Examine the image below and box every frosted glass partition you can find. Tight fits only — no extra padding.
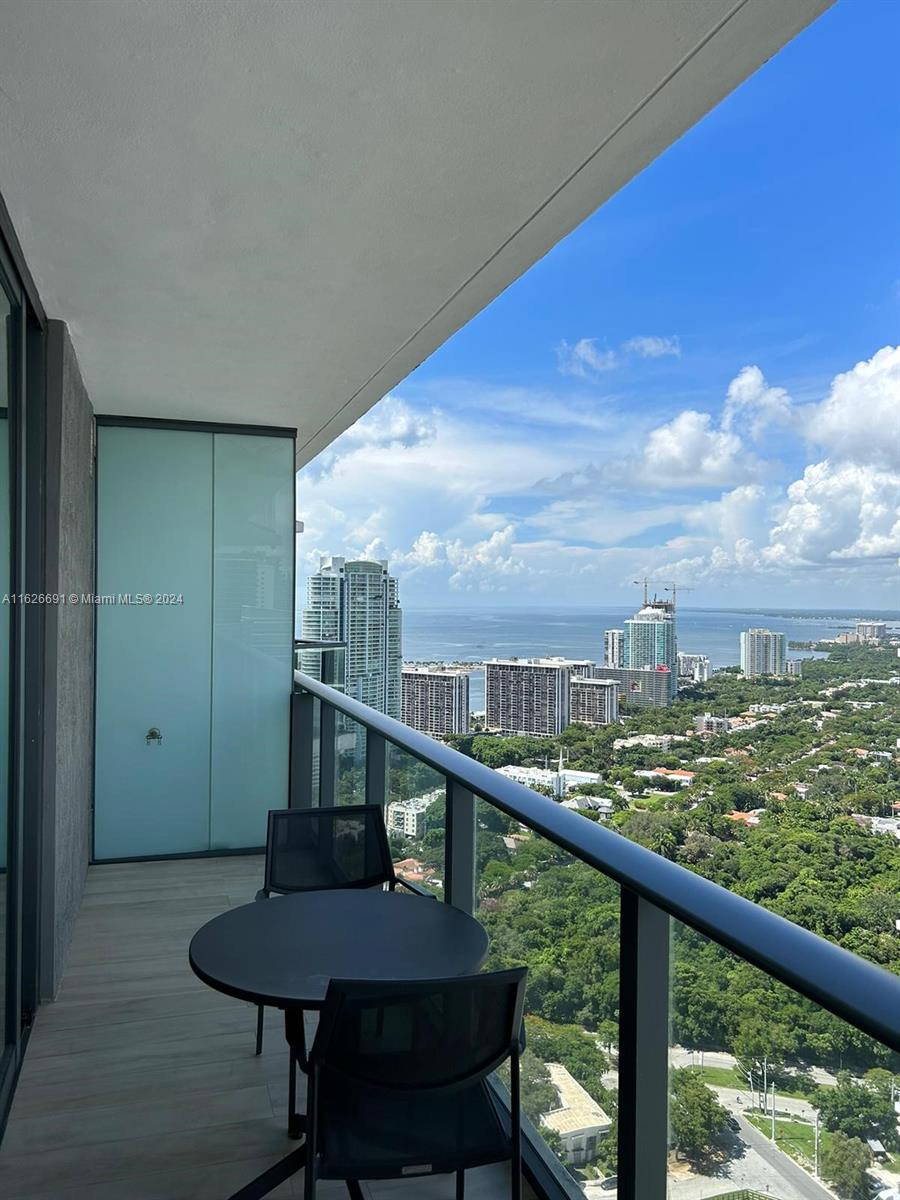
[94,424,295,860]
[210,434,293,849]
[94,428,214,859]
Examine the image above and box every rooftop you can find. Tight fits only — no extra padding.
[540,1064,611,1139]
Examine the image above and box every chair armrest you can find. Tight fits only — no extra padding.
[392,876,437,899]
[254,887,269,902]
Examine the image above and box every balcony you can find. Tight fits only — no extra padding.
[1,674,896,1200]
[0,855,511,1200]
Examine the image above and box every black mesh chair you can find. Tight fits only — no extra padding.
[254,805,431,1134]
[304,969,527,1200]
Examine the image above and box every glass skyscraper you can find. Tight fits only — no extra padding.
[623,601,677,699]
[301,556,402,717]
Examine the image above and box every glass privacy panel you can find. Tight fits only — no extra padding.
[475,806,620,1184]
[94,427,214,858]
[668,920,900,1200]
[333,716,366,805]
[209,434,293,849]
[0,287,11,1036]
[386,746,445,896]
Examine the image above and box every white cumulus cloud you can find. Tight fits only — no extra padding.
[723,365,792,439]
[804,345,900,468]
[762,460,900,567]
[641,410,751,486]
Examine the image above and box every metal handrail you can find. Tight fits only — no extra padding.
[294,670,900,1052]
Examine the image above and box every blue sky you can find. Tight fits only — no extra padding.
[299,2,900,610]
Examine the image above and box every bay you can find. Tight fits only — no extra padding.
[401,606,900,713]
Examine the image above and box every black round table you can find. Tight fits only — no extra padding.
[189,889,488,1009]
[188,890,489,1200]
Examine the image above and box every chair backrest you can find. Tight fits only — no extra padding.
[264,805,395,895]
[311,969,528,1092]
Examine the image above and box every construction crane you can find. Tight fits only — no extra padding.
[664,582,694,611]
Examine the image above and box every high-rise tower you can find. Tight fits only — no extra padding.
[740,628,785,677]
[300,556,402,717]
[623,596,677,699]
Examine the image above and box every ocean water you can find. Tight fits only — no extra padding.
[401,607,900,712]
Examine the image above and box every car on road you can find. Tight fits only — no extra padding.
[599,1178,617,1192]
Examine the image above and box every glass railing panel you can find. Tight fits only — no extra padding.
[294,642,346,689]
[385,744,446,896]
[333,715,366,805]
[668,919,899,1200]
[475,798,621,1191]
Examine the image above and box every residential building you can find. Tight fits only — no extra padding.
[301,557,402,717]
[570,676,618,726]
[562,795,615,818]
[484,658,591,736]
[541,1063,612,1167]
[786,659,804,677]
[613,734,687,751]
[385,789,442,839]
[603,628,625,667]
[677,652,710,683]
[624,599,677,698]
[740,628,786,677]
[402,666,470,737]
[727,809,765,827]
[857,620,888,641]
[694,713,731,734]
[496,763,604,799]
[592,665,673,709]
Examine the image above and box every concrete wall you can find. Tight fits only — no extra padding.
[41,321,94,997]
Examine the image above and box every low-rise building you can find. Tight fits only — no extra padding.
[562,795,615,817]
[727,809,765,826]
[786,659,804,677]
[852,814,900,841]
[495,763,604,800]
[385,789,442,839]
[613,733,687,750]
[540,1063,611,1167]
[694,713,730,735]
[634,767,695,787]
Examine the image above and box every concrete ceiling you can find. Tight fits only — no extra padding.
[0,0,830,465]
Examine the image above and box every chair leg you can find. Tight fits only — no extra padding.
[345,1183,365,1200]
[255,1005,264,1055]
[456,1168,465,1200]
[288,1049,300,1139]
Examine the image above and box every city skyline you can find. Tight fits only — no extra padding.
[297,3,899,612]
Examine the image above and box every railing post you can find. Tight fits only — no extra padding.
[289,689,315,808]
[319,701,336,807]
[618,889,670,1200]
[445,780,475,914]
[365,731,388,809]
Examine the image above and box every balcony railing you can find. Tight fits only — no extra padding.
[290,670,900,1200]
